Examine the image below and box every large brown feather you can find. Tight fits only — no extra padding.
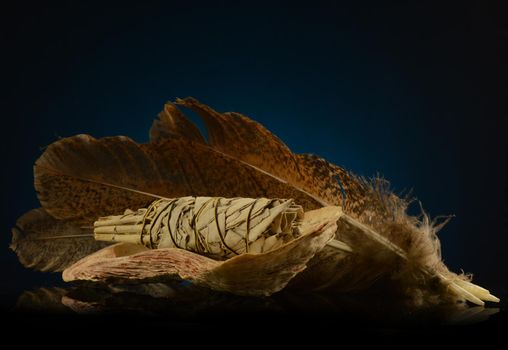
[174,97,387,221]
[154,98,485,305]
[35,135,324,224]
[35,135,162,223]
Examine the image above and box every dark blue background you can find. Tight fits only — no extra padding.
[2,1,507,306]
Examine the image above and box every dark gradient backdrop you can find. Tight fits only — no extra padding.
[2,2,507,308]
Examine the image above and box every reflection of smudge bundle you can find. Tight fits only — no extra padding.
[95,197,303,257]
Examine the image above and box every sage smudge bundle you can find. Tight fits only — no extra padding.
[94,197,304,256]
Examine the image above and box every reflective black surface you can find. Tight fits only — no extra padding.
[6,281,506,333]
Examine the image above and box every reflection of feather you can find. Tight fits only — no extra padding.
[10,208,109,272]
[14,97,498,307]
[16,287,70,313]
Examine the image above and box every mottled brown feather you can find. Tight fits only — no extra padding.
[174,97,301,185]
[34,135,324,223]
[35,135,162,223]
[174,97,383,219]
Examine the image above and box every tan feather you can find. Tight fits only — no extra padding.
[10,208,109,272]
